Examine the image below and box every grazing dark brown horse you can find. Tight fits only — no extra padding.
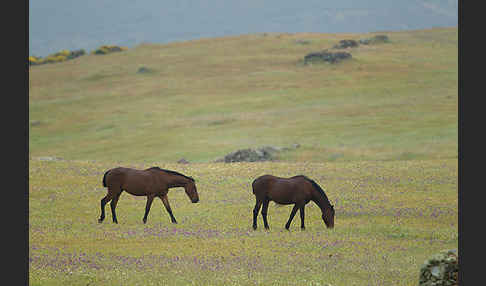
[251,175,334,230]
[99,166,199,224]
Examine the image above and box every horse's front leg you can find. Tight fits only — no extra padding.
[285,204,300,230]
[142,194,155,224]
[261,199,270,230]
[159,195,177,224]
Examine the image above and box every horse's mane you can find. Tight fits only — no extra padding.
[148,167,195,182]
[295,175,330,205]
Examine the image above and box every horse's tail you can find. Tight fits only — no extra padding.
[102,169,111,187]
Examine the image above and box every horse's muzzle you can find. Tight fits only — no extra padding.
[192,198,199,203]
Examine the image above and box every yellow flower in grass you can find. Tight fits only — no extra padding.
[29,56,39,65]
[55,55,67,62]
[36,58,46,65]
[44,55,67,63]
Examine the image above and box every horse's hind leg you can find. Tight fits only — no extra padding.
[252,198,263,230]
[299,206,305,230]
[110,192,122,224]
[261,199,270,229]
[98,191,115,223]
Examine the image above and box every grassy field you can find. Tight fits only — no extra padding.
[29,27,457,285]
[29,158,457,286]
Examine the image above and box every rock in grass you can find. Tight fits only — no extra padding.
[223,148,272,163]
[137,66,154,74]
[221,146,283,163]
[30,120,42,126]
[419,249,458,286]
[177,158,190,164]
[38,156,63,161]
[304,50,352,64]
[295,39,311,45]
[217,144,299,163]
[359,35,390,45]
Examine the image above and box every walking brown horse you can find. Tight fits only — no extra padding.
[251,175,334,230]
[99,166,199,224]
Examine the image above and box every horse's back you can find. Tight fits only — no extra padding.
[105,167,148,187]
[252,174,312,204]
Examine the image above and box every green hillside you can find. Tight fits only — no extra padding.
[29,27,458,163]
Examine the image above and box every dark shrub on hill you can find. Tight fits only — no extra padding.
[92,45,127,55]
[304,50,352,64]
[359,35,390,45]
[67,49,86,59]
[333,39,359,49]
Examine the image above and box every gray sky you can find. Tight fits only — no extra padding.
[29,0,458,57]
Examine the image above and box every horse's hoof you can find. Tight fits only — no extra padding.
[142,219,147,224]
[98,218,104,223]
[252,225,257,230]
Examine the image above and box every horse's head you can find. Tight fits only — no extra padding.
[322,204,335,229]
[185,180,199,203]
